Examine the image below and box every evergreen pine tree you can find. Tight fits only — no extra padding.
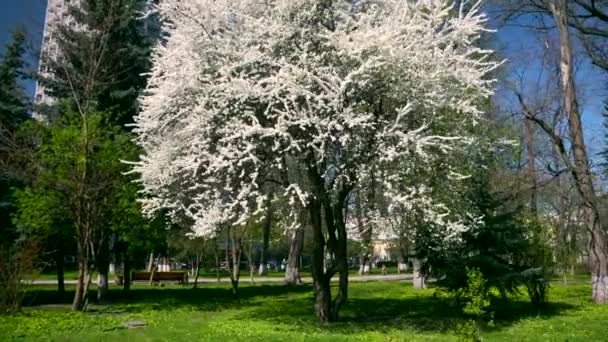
[0,28,29,132]
[0,27,30,242]
[40,0,157,127]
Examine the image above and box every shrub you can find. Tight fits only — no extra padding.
[0,238,40,314]
[455,268,493,342]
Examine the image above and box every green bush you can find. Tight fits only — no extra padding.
[0,238,40,314]
[454,268,494,342]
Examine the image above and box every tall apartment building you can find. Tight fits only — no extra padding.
[34,0,80,117]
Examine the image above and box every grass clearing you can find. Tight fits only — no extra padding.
[1,281,604,341]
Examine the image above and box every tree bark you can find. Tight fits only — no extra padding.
[72,262,86,311]
[96,237,109,302]
[548,0,608,304]
[227,227,241,298]
[355,196,372,276]
[148,256,160,286]
[55,245,65,295]
[193,253,201,289]
[412,258,426,289]
[310,196,331,322]
[72,228,95,311]
[523,117,538,217]
[72,259,92,311]
[214,240,221,283]
[259,196,272,276]
[147,252,154,272]
[285,226,304,285]
[307,169,350,323]
[123,251,131,292]
[97,271,108,302]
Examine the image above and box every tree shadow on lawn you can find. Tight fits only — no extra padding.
[242,292,576,335]
[23,283,314,313]
[23,283,576,335]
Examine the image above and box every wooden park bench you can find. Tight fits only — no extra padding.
[131,271,189,284]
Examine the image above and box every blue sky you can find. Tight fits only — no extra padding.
[489,11,607,159]
[0,0,605,155]
[0,0,46,97]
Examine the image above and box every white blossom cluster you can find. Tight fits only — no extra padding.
[132,0,499,238]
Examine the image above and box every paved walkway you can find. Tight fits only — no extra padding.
[31,274,413,285]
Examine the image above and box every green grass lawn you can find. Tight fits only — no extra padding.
[1,281,604,341]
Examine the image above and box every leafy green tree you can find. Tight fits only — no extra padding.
[31,0,159,304]
[12,184,73,295]
[16,112,137,310]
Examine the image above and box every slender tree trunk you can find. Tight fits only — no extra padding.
[259,196,272,276]
[72,232,94,311]
[81,269,93,311]
[523,117,538,217]
[309,188,350,323]
[193,253,201,289]
[227,228,241,297]
[72,258,93,311]
[148,256,160,286]
[123,250,131,292]
[97,270,108,302]
[398,240,409,274]
[285,226,304,285]
[355,189,373,276]
[549,0,608,304]
[247,243,256,284]
[412,257,426,289]
[72,261,86,311]
[147,252,154,272]
[55,245,65,295]
[310,196,331,323]
[214,241,221,282]
[96,238,109,302]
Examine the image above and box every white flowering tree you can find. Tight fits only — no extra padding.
[132,0,499,322]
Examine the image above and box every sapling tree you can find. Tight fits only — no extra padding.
[133,0,499,323]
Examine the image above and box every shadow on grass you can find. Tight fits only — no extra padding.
[22,282,576,334]
[23,283,313,313]
[241,290,577,334]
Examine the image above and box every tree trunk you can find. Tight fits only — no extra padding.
[227,228,241,298]
[259,196,272,276]
[147,252,154,272]
[308,183,350,323]
[149,256,160,286]
[72,261,92,311]
[523,117,538,217]
[313,275,332,324]
[214,241,221,282]
[355,194,372,276]
[123,251,131,292]
[72,262,86,311]
[549,0,608,304]
[97,271,108,302]
[96,238,109,302]
[413,258,426,289]
[193,253,201,289]
[397,238,410,274]
[591,223,608,303]
[358,255,371,275]
[285,226,304,285]
[310,196,331,322]
[55,246,65,295]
